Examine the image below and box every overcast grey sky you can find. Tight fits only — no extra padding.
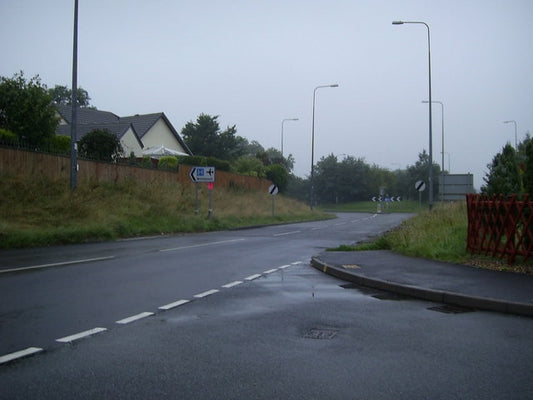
[1,0,532,190]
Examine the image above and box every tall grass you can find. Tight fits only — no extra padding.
[334,201,470,263]
[0,174,328,248]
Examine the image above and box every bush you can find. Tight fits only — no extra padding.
[178,155,207,166]
[206,156,231,171]
[266,164,289,192]
[0,128,18,145]
[158,156,179,171]
[78,129,123,162]
[46,135,71,154]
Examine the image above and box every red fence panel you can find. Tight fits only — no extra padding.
[466,194,533,264]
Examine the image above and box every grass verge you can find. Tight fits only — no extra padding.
[329,201,533,274]
[0,174,331,248]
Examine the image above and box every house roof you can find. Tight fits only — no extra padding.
[56,122,142,148]
[55,106,192,156]
[120,112,192,155]
[56,105,119,125]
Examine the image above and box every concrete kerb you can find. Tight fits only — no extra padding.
[310,256,533,318]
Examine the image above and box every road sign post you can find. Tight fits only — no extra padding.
[190,167,216,216]
[415,180,426,207]
[269,184,279,217]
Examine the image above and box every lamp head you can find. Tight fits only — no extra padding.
[330,84,339,87]
[392,20,404,25]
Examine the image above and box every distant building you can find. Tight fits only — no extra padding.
[55,105,192,157]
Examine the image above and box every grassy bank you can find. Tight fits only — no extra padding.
[331,201,533,273]
[0,174,330,248]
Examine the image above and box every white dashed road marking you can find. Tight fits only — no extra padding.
[273,231,301,237]
[7,260,301,365]
[116,312,154,325]
[158,299,190,310]
[159,238,245,253]
[194,289,219,298]
[0,347,43,365]
[222,281,243,288]
[0,256,116,275]
[56,327,107,343]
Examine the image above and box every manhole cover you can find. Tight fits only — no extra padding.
[428,304,474,314]
[304,328,339,340]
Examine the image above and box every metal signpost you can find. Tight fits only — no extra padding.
[189,167,215,217]
[415,180,426,207]
[269,184,279,217]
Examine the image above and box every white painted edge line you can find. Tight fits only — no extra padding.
[273,230,301,237]
[56,327,107,343]
[0,256,116,275]
[159,299,190,310]
[244,274,262,281]
[0,347,43,365]
[291,261,303,265]
[279,264,292,269]
[222,281,243,288]
[194,289,219,298]
[263,268,278,274]
[116,312,154,325]
[160,238,245,252]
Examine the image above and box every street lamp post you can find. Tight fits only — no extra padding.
[393,20,434,209]
[310,84,339,209]
[422,100,444,200]
[70,0,79,190]
[503,120,518,149]
[281,118,298,157]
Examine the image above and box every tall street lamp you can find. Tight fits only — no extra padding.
[70,0,79,190]
[310,84,339,209]
[281,118,298,157]
[503,120,518,149]
[422,100,444,200]
[393,20,434,209]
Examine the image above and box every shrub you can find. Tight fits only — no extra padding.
[46,135,71,154]
[158,156,179,171]
[0,128,18,145]
[78,129,123,162]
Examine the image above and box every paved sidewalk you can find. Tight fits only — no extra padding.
[311,250,533,317]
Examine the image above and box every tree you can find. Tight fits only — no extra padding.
[78,129,123,161]
[0,72,58,146]
[181,114,247,161]
[48,85,92,107]
[524,138,533,196]
[256,147,295,172]
[405,150,441,201]
[266,164,289,193]
[482,143,521,197]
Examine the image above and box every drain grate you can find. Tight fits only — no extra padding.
[304,328,339,340]
[428,304,475,314]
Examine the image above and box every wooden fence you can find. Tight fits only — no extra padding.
[0,147,271,192]
[466,193,533,264]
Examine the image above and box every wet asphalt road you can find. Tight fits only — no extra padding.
[2,213,533,398]
[2,262,533,399]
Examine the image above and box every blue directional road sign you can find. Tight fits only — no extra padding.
[189,166,215,183]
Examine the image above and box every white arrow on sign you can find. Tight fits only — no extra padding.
[190,166,215,183]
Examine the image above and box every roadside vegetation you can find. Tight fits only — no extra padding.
[330,201,533,274]
[0,174,330,248]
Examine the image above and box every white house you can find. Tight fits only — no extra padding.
[55,105,192,157]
